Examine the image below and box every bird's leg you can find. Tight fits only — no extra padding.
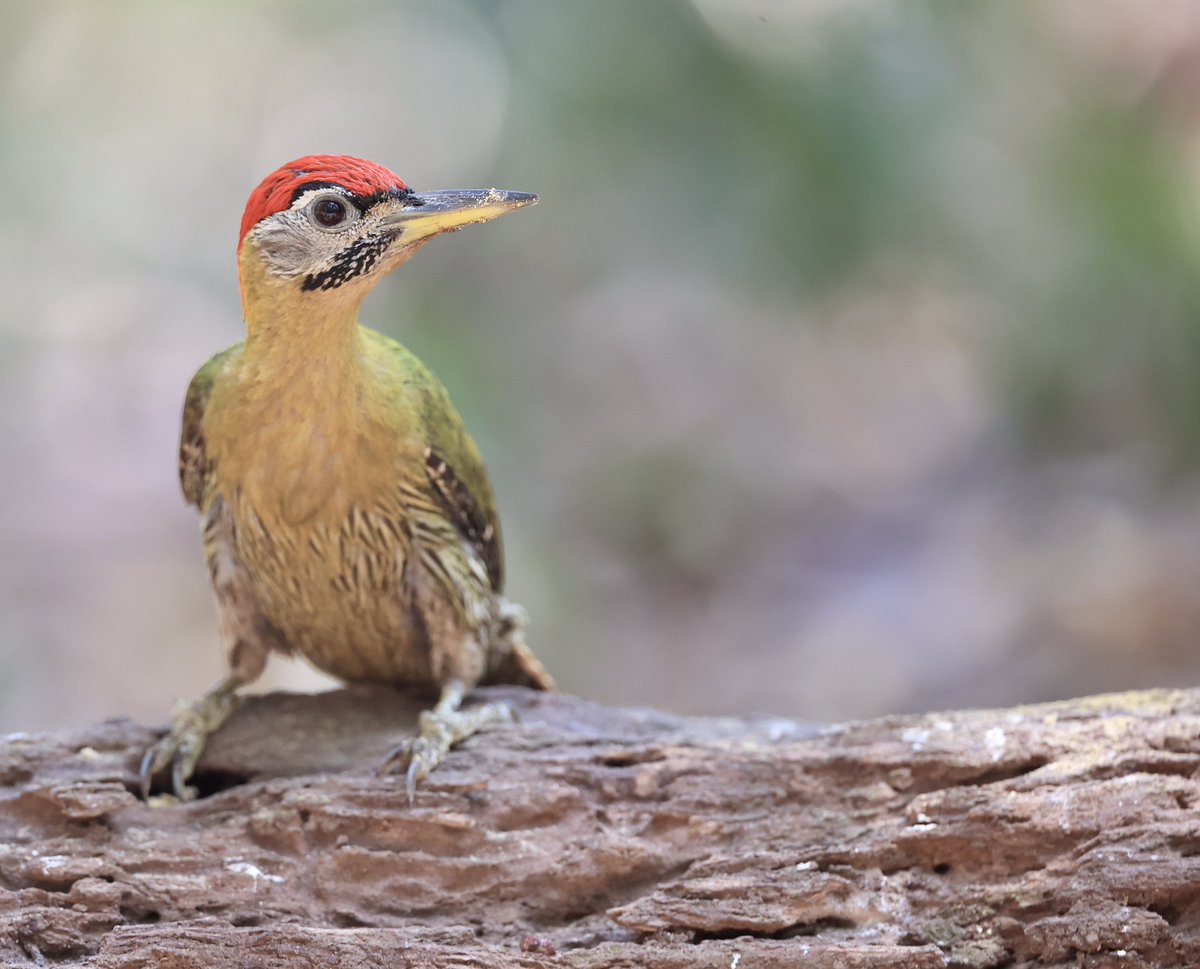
[379,678,514,803]
[139,674,243,801]
[140,501,274,801]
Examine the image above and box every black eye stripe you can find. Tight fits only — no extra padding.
[290,182,413,208]
[354,186,414,208]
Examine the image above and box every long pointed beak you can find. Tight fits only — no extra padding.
[382,189,538,243]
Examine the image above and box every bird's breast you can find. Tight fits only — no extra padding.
[206,374,418,529]
[219,485,430,684]
[205,412,432,684]
[195,344,447,683]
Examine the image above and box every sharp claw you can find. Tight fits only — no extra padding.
[379,695,516,803]
[406,757,421,806]
[171,758,190,802]
[377,739,426,805]
[139,746,158,800]
[378,741,411,777]
[139,682,239,803]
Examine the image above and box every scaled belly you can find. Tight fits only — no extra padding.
[231,495,432,685]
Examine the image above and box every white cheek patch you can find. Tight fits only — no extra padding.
[246,199,404,290]
[251,213,335,279]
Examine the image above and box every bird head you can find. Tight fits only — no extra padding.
[237,155,537,299]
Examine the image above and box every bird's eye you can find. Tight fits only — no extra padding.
[306,193,359,231]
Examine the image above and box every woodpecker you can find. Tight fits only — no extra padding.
[141,155,554,801]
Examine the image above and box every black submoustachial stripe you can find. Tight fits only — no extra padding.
[302,233,397,291]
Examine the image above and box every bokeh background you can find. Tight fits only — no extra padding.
[4,0,1200,732]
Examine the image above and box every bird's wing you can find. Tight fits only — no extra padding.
[179,346,239,508]
[375,332,505,593]
[423,441,503,592]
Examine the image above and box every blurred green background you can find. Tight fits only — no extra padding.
[4,0,1200,732]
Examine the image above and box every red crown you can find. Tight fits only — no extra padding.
[239,155,407,249]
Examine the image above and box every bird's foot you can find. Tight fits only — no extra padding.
[380,681,513,804]
[139,684,240,801]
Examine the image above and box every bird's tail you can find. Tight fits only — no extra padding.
[484,597,557,690]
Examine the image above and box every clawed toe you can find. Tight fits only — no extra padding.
[378,736,442,804]
[140,730,202,802]
[139,682,240,802]
[379,683,515,804]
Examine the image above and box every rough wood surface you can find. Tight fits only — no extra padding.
[2,685,1200,967]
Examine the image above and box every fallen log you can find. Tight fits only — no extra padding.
[1,685,1199,967]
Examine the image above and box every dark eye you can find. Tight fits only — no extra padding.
[305,192,360,231]
[315,198,346,225]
